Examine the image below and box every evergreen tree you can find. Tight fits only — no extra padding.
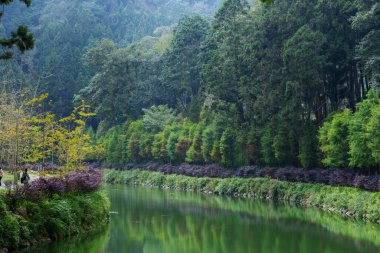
[319,110,351,168]
[220,128,235,168]
[273,123,291,165]
[261,122,276,166]
[0,0,34,59]
[160,15,209,113]
[349,90,378,169]
[299,125,319,169]
[201,125,216,163]
[186,125,204,164]
[246,126,261,165]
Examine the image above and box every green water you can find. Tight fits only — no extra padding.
[22,185,380,253]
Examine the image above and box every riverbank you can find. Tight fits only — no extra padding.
[93,162,380,191]
[0,170,110,253]
[0,190,110,252]
[104,169,380,223]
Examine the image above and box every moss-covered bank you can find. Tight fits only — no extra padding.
[0,190,110,252]
[104,169,380,223]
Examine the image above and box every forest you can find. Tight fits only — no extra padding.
[87,0,379,173]
[1,0,379,173]
[1,1,380,252]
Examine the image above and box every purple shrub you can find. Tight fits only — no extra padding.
[20,169,102,201]
[98,162,379,192]
[65,169,102,193]
[46,177,66,195]
[23,178,49,201]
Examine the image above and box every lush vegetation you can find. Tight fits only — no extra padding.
[0,0,223,115]
[0,190,109,251]
[0,92,97,184]
[97,163,380,191]
[18,169,103,201]
[0,0,379,250]
[79,0,380,174]
[0,190,109,250]
[320,90,380,170]
[0,169,107,250]
[104,169,380,223]
[97,93,380,172]
[2,0,379,174]
[0,0,34,59]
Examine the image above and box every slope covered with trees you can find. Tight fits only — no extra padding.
[0,0,223,115]
[88,0,380,173]
[1,0,379,173]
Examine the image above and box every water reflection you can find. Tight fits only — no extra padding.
[20,185,380,253]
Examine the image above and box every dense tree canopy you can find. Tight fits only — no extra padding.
[87,0,380,173]
[0,0,223,115]
[1,0,379,173]
[0,0,34,59]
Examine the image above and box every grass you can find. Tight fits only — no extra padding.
[104,169,380,223]
[0,190,110,251]
[1,171,14,182]
[0,170,53,188]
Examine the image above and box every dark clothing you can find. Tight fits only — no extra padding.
[21,172,30,184]
[0,176,2,186]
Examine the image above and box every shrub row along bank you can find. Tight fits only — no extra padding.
[93,163,380,192]
[104,169,380,223]
[0,169,109,251]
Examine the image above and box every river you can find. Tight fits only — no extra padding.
[19,185,380,253]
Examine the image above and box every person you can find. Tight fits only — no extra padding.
[21,168,30,185]
[0,168,3,186]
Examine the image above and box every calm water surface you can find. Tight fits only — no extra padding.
[22,185,380,253]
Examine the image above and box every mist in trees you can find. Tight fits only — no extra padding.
[1,0,379,173]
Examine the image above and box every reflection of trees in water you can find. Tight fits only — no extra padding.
[22,227,110,253]
[107,186,380,253]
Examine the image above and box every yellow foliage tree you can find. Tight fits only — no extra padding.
[0,91,95,182]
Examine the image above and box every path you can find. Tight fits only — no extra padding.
[0,171,39,190]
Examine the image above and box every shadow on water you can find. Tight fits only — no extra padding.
[19,185,380,253]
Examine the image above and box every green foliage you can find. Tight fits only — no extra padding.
[152,130,169,162]
[352,3,380,89]
[282,25,327,122]
[72,0,380,173]
[201,125,216,163]
[186,125,204,164]
[139,133,154,161]
[175,135,190,162]
[0,191,109,250]
[317,91,380,171]
[2,0,223,115]
[220,128,235,168]
[273,122,291,166]
[299,125,319,169]
[127,133,141,162]
[367,104,380,164]
[104,127,123,163]
[167,130,181,163]
[261,122,276,166]
[320,110,351,168]
[348,91,380,168]
[143,105,177,133]
[210,140,221,163]
[160,15,209,113]
[246,126,261,165]
[0,0,34,60]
